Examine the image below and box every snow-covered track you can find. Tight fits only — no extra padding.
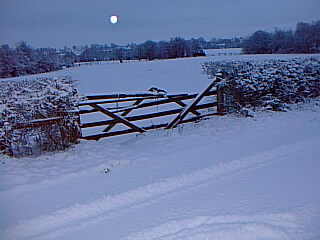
[3,137,319,240]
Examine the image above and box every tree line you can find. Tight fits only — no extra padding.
[0,37,241,79]
[242,20,320,54]
[0,42,75,78]
[79,37,241,62]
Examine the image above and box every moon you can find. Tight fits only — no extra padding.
[110,15,118,24]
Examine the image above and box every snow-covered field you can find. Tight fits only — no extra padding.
[2,52,320,95]
[1,53,320,240]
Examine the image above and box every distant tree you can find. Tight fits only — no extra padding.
[168,37,187,58]
[187,38,201,56]
[242,30,272,54]
[242,19,320,54]
[295,22,314,53]
[157,41,170,59]
[132,44,144,60]
[271,29,294,53]
[142,40,157,60]
[0,42,75,78]
[295,20,320,53]
[35,48,61,72]
[0,45,17,77]
[110,44,124,63]
[1,35,247,78]
[195,37,207,49]
[15,41,36,75]
[312,20,320,51]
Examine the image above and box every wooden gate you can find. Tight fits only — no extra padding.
[79,79,223,140]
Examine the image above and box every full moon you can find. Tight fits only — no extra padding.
[110,15,118,24]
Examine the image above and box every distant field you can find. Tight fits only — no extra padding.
[204,48,242,56]
[2,51,320,96]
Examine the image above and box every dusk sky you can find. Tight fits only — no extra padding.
[1,0,319,48]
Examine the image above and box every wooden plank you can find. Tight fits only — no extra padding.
[80,97,177,115]
[217,87,225,115]
[193,102,217,111]
[79,91,217,114]
[81,119,115,129]
[167,96,201,116]
[82,128,138,140]
[82,122,169,140]
[103,90,216,114]
[80,107,126,115]
[84,92,191,101]
[79,93,191,110]
[12,117,64,130]
[103,99,143,132]
[110,95,194,114]
[85,93,165,100]
[79,96,163,106]
[82,127,146,140]
[81,111,220,141]
[89,103,145,133]
[127,108,181,121]
[166,79,217,129]
[80,102,218,129]
[81,108,182,129]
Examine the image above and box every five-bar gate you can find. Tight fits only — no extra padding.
[79,79,223,140]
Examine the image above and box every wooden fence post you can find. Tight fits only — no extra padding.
[217,87,225,115]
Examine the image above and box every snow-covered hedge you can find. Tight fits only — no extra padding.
[0,76,80,157]
[203,57,320,114]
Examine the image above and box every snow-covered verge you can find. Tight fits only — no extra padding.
[0,100,319,240]
[0,77,79,157]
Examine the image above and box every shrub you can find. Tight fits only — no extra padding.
[202,57,320,113]
[0,76,80,157]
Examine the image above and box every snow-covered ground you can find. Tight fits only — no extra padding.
[1,53,320,240]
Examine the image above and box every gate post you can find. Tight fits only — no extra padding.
[217,87,225,115]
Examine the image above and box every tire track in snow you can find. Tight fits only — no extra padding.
[121,213,299,240]
[121,204,320,240]
[3,137,320,240]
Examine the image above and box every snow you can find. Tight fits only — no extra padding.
[204,48,242,56]
[3,52,320,96]
[1,53,320,240]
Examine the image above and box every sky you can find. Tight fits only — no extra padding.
[0,0,319,48]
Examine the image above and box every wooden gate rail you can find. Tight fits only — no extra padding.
[79,95,168,107]
[83,93,167,100]
[79,91,216,115]
[80,101,218,129]
[82,111,220,140]
[11,117,64,130]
